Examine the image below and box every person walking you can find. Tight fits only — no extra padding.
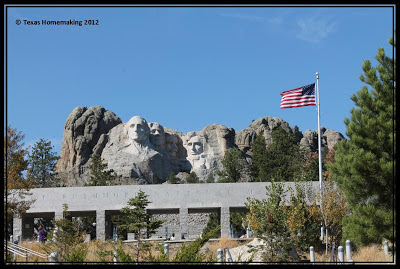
[38,226,47,243]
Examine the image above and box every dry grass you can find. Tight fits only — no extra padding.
[204,237,241,255]
[303,244,394,264]
[7,239,395,264]
[351,245,394,263]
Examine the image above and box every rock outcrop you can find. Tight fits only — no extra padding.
[300,127,345,153]
[55,106,122,186]
[235,117,303,155]
[183,124,237,181]
[55,107,345,186]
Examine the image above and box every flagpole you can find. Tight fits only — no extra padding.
[316,72,327,254]
[316,72,323,192]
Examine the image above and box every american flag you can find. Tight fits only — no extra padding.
[280,83,316,109]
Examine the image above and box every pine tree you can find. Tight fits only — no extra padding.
[167,171,177,184]
[251,128,304,182]
[186,171,199,183]
[328,36,394,247]
[87,154,118,186]
[264,127,304,182]
[27,138,59,188]
[217,148,245,183]
[115,190,165,263]
[249,132,268,181]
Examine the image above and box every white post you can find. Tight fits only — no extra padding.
[164,243,169,256]
[346,240,351,261]
[325,227,328,255]
[338,246,344,264]
[10,235,13,242]
[49,252,58,265]
[310,246,315,263]
[384,240,389,256]
[113,250,119,264]
[320,226,324,241]
[246,227,250,239]
[217,248,223,264]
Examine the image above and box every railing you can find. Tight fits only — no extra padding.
[4,240,48,262]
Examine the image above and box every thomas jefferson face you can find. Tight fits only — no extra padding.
[127,116,150,143]
[187,136,203,156]
[149,123,165,146]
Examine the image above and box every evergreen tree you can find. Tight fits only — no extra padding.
[43,204,87,262]
[202,213,220,238]
[186,171,199,183]
[251,128,304,182]
[87,154,118,186]
[217,148,245,183]
[250,131,268,181]
[264,127,304,182]
[115,190,165,263]
[206,173,215,183]
[328,37,395,247]
[167,171,177,184]
[27,138,59,188]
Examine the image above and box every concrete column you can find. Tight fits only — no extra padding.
[13,216,22,241]
[54,211,64,221]
[220,207,230,238]
[179,207,188,239]
[96,209,106,241]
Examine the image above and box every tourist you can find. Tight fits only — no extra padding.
[38,226,47,243]
[170,233,175,240]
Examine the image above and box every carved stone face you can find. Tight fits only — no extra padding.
[148,122,165,146]
[165,134,178,157]
[126,116,150,143]
[187,136,204,156]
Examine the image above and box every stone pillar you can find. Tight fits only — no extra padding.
[220,207,230,238]
[13,216,22,241]
[179,207,188,239]
[96,209,106,241]
[54,211,64,221]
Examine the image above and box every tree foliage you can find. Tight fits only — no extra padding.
[87,154,118,186]
[27,138,60,188]
[249,131,268,181]
[43,204,87,262]
[202,213,220,238]
[245,180,322,261]
[217,148,245,183]
[114,190,165,263]
[328,37,395,247]
[186,171,200,183]
[251,128,305,182]
[4,125,31,189]
[4,126,35,235]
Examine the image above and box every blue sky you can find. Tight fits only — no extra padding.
[5,5,395,155]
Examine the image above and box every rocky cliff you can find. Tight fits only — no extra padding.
[55,106,345,186]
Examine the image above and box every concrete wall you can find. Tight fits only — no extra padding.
[12,181,320,241]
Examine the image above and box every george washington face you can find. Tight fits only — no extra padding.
[126,116,150,143]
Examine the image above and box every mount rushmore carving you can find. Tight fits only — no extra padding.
[55,106,345,186]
